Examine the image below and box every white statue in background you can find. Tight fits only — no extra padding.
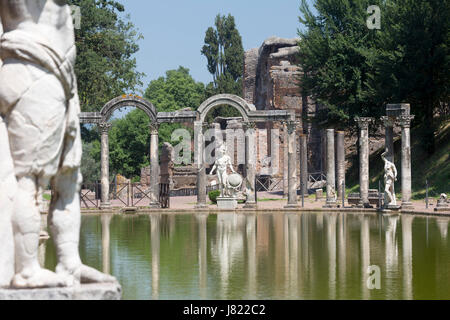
[210,143,237,197]
[0,0,115,288]
[381,151,398,206]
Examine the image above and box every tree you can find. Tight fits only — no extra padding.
[297,0,384,131]
[201,14,244,121]
[375,0,450,153]
[68,0,144,113]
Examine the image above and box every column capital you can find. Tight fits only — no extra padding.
[242,121,257,130]
[99,122,112,134]
[284,121,301,134]
[397,115,415,128]
[381,116,395,128]
[355,117,374,130]
[149,123,159,135]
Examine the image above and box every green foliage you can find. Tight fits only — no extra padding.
[375,0,450,153]
[108,109,150,179]
[298,0,384,131]
[208,190,221,204]
[80,140,101,184]
[298,0,450,152]
[201,14,244,121]
[68,0,144,112]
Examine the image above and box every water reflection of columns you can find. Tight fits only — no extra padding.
[401,215,414,300]
[436,218,449,240]
[150,214,161,300]
[360,215,371,300]
[287,214,299,296]
[196,213,208,299]
[327,214,337,299]
[101,214,112,274]
[337,213,346,297]
[385,215,399,299]
[246,213,257,298]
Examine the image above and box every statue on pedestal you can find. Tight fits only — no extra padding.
[210,144,238,197]
[381,151,398,207]
[0,0,116,289]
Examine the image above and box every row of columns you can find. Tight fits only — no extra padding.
[99,122,160,209]
[323,113,414,209]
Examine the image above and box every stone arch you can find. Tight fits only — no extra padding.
[197,94,256,123]
[100,95,157,123]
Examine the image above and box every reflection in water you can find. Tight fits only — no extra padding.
[54,212,450,300]
[196,213,208,299]
[327,214,337,300]
[101,214,112,274]
[402,215,414,300]
[360,215,370,300]
[150,214,160,300]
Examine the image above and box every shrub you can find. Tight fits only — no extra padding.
[208,190,220,204]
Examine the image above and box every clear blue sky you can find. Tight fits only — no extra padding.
[118,0,310,91]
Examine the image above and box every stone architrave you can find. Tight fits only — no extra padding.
[355,117,374,208]
[194,121,208,208]
[323,129,337,208]
[0,1,119,295]
[149,123,160,208]
[284,121,300,208]
[243,122,257,208]
[397,115,415,209]
[99,122,112,208]
[336,131,346,199]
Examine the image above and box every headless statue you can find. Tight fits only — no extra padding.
[0,0,115,288]
[381,151,397,206]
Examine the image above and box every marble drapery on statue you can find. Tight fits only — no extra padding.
[0,0,117,290]
[210,144,240,197]
[381,151,398,207]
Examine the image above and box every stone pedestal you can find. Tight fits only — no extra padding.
[0,282,122,300]
[398,115,415,209]
[435,195,449,212]
[355,117,374,208]
[323,129,337,208]
[217,197,238,210]
[99,122,112,209]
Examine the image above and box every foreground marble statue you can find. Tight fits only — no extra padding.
[381,151,398,207]
[0,0,116,290]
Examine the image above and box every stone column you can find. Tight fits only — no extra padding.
[381,116,395,163]
[194,121,207,208]
[336,131,346,200]
[324,129,337,208]
[244,122,257,208]
[398,115,415,209]
[149,123,160,208]
[355,117,374,208]
[285,121,300,208]
[299,133,308,197]
[99,122,112,208]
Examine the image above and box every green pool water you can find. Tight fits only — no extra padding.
[43,212,450,300]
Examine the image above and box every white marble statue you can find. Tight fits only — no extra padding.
[381,151,398,206]
[210,144,237,197]
[0,0,115,289]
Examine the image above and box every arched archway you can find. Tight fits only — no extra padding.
[100,95,158,123]
[196,94,256,123]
